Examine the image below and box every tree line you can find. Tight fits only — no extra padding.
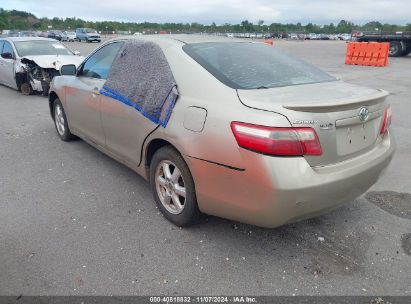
[1,8,410,34]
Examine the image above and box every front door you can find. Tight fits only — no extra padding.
[65,41,124,146]
[0,41,18,89]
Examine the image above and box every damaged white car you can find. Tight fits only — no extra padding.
[0,37,84,95]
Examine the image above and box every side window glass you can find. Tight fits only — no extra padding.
[2,41,14,58]
[79,42,123,79]
[0,41,4,53]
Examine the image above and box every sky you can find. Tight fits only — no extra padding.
[1,0,410,25]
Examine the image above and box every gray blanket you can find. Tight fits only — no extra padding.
[101,40,178,127]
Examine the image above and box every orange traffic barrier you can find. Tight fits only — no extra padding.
[264,39,274,46]
[345,42,389,67]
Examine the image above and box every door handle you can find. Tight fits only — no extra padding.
[92,87,100,96]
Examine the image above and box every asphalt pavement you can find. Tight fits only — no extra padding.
[0,39,410,296]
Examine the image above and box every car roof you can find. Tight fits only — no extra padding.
[161,34,245,44]
[5,37,58,42]
[113,34,250,47]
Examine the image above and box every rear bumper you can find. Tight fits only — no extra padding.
[186,132,395,228]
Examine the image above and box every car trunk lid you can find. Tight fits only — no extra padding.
[237,81,389,167]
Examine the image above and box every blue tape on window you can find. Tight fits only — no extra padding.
[100,85,178,127]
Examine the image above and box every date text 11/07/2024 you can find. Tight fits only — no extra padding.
[149,296,257,303]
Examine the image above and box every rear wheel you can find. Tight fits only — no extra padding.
[389,41,403,57]
[53,99,76,141]
[149,146,203,227]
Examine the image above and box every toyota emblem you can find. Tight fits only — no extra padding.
[359,107,370,122]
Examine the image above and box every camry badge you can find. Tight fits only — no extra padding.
[359,107,370,122]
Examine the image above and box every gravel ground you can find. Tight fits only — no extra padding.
[0,38,410,296]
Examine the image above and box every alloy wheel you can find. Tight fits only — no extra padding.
[155,160,186,215]
[54,104,65,136]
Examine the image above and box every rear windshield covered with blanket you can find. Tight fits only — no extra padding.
[183,42,336,89]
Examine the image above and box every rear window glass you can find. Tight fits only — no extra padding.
[183,42,336,89]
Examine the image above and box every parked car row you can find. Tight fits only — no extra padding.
[226,32,353,41]
[306,33,352,41]
[2,29,101,43]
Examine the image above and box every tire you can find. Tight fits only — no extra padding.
[20,82,33,96]
[389,41,403,57]
[149,146,203,227]
[53,99,76,141]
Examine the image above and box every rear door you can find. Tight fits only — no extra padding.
[65,41,123,145]
[100,45,165,167]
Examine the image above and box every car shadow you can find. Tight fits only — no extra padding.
[190,203,372,278]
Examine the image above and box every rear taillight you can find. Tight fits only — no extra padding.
[379,106,392,135]
[230,122,322,156]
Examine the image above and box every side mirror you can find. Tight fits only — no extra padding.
[1,52,14,60]
[60,64,77,76]
[74,51,81,56]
